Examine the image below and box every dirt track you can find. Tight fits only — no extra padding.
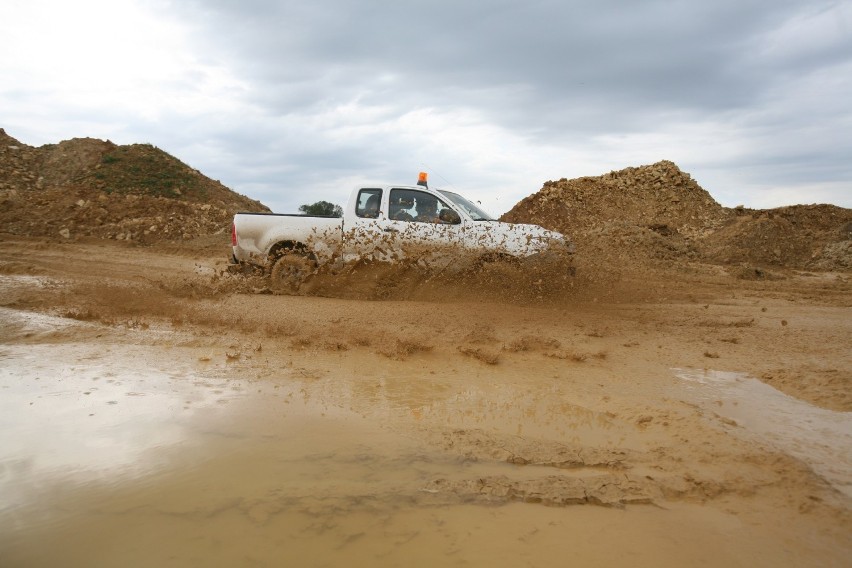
[1,235,850,567]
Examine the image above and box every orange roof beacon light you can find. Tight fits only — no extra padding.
[417,171,428,188]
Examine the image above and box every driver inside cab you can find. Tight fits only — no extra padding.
[415,198,440,223]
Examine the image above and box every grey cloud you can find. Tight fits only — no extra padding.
[171,0,852,210]
[5,0,848,213]
[170,0,833,133]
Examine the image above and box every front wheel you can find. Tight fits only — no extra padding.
[270,253,317,293]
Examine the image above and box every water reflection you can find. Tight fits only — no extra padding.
[675,368,852,497]
[316,369,644,450]
[0,344,238,512]
[0,339,539,567]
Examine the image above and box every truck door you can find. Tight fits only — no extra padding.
[344,188,395,262]
[382,188,467,268]
[344,187,468,266]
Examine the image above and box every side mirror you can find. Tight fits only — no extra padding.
[439,208,461,225]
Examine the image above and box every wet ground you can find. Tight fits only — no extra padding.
[0,342,843,566]
[676,369,852,498]
[0,239,850,567]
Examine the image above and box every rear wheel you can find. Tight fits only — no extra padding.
[270,253,316,293]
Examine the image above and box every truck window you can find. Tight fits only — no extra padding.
[389,188,454,224]
[438,189,495,221]
[356,188,382,218]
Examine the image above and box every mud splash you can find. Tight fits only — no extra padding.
[221,253,603,305]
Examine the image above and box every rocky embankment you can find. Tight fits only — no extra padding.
[2,129,849,272]
[0,129,267,244]
[501,160,851,272]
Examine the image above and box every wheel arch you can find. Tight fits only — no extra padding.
[477,251,520,265]
[268,240,310,260]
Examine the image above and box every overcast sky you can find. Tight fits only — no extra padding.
[2,0,850,215]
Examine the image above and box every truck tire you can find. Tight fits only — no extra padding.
[270,253,316,293]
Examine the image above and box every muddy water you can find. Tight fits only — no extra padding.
[0,346,593,566]
[675,368,852,498]
[0,310,844,567]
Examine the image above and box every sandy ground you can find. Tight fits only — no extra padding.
[0,235,850,567]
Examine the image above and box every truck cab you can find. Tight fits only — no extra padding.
[342,180,569,267]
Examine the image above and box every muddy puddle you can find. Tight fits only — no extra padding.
[675,368,852,498]
[0,342,698,568]
[1,303,848,567]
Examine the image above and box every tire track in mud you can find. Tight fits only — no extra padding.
[417,427,847,510]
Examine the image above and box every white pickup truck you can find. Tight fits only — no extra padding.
[230,174,574,291]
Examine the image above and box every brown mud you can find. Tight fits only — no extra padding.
[0,235,850,567]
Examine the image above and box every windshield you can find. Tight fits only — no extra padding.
[437,190,496,221]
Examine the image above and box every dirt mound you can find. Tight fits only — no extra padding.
[697,205,852,271]
[4,128,849,274]
[501,160,851,272]
[0,128,268,246]
[503,160,728,237]
[501,161,730,274]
